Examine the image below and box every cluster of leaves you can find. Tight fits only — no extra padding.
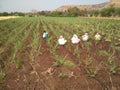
[0,12,25,16]
[43,6,120,17]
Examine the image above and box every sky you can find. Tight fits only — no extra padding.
[0,0,110,13]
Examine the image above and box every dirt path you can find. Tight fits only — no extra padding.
[0,16,20,21]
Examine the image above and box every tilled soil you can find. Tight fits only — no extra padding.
[1,35,120,90]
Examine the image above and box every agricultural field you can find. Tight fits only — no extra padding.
[0,16,120,90]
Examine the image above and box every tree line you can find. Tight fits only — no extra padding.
[49,6,120,17]
[1,6,120,17]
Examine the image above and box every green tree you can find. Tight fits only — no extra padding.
[90,10,100,17]
[100,5,116,17]
[50,11,63,17]
[115,7,120,16]
[67,7,80,16]
[0,12,9,16]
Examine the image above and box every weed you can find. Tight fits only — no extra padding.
[53,55,74,67]
[85,61,103,77]
[85,58,93,67]
[53,55,66,67]
[58,72,68,78]
[99,50,109,57]
[0,67,6,83]
[86,67,99,77]
[0,57,4,68]
[73,45,81,59]
[29,51,34,61]
[64,60,75,67]
[15,57,22,69]
[107,58,119,74]
[85,42,92,54]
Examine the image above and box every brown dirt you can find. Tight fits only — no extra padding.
[0,32,120,90]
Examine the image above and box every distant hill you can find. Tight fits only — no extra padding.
[105,0,120,7]
[55,0,120,12]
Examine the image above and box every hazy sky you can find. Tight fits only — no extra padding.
[0,0,110,12]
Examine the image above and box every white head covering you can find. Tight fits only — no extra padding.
[71,34,80,44]
[82,33,89,41]
[73,34,78,38]
[58,35,67,45]
[60,35,63,39]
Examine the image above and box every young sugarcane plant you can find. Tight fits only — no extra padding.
[53,55,67,67]
[107,56,118,74]
[85,61,102,77]
[0,67,6,83]
[86,67,100,77]
[53,55,75,67]
[73,44,82,64]
[104,49,120,74]
[73,44,81,59]
[15,57,22,69]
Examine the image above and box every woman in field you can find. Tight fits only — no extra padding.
[82,33,89,41]
[43,31,48,39]
[58,35,67,45]
[71,34,80,44]
[95,32,101,41]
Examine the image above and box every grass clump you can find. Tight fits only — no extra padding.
[53,55,75,67]
[0,68,6,83]
[58,72,68,78]
[99,50,109,57]
[15,57,22,69]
